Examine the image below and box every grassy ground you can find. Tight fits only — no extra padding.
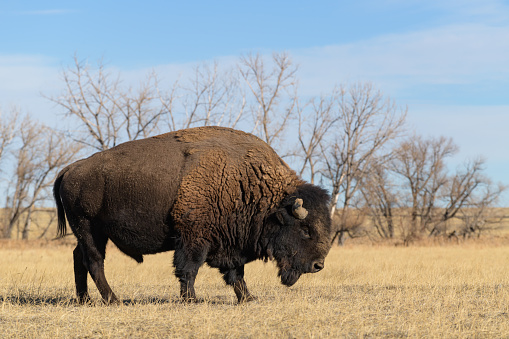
[1,240,509,338]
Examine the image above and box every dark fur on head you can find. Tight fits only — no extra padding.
[263,184,332,286]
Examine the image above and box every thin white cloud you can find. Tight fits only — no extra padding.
[429,0,509,23]
[0,55,61,125]
[0,55,59,91]
[292,23,509,96]
[407,105,509,160]
[285,15,509,186]
[406,104,509,195]
[288,0,509,95]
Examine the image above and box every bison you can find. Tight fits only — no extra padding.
[53,126,333,303]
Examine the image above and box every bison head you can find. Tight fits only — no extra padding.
[266,184,333,287]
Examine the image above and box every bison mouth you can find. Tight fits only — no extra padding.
[279,268,302,286]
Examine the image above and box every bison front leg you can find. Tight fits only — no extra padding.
[173,244,207,302]
[233,279,256,303]
[177,269,198,302]
[221,265,257,303]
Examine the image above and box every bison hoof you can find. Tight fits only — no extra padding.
[238,294,257,303]
[76,296,91,305]
[103,296,120,306]
[182,298,196,303]
[180,295,198,303]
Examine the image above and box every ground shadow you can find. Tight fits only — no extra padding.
[0,294,238,306]
[121,294,236,306]
[0,295,75,306]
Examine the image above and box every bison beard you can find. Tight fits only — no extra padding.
[277,258,302,286]
[53,126,333,304]
[280,270,302,287]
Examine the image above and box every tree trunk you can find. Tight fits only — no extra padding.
[336,230,346,246]
[22,207,33,240]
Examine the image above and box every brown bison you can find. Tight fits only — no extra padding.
[53,126,333,303]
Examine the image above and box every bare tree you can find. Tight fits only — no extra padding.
[48,53,302,160]
[47,56,167,151]
[2,116,81,239]
[320,83,407,245]
[33,208,58,239]
[456,180,507,238]
[0,108,18,155]
[239,52,298,148]
[0,108,18,174]
[50,56,251,154]
[390,135,457,238]
[363,134,506,242]
[428,157,486,236]
[178,62,246,129]
[361,159,399,239]
[295,93,339,183]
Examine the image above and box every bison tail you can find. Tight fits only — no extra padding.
[53,169,68,238]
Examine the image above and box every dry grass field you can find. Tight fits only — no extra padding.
[1,239,509,338]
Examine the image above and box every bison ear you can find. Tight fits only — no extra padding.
[292,198,308,220]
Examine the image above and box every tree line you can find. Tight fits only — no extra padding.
[0,53,505,242]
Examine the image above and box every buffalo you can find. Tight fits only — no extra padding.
[53,126,333,303]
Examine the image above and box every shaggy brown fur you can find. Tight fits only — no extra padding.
[54,126,332,304]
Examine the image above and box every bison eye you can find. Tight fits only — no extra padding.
[301,228,311,239]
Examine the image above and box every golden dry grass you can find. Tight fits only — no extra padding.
[1,240,509,338]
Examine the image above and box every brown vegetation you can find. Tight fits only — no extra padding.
[2,241,509,337]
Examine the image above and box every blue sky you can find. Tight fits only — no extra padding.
[1,1,508,201]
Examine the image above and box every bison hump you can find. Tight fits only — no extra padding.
[171,142,301,243]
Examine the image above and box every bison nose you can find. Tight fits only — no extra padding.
[311,260,324,273]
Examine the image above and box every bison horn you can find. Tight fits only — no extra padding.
[292,198,308,219]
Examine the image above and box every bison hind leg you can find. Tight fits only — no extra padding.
[73,244,89,303]
[220,265,257,303]
[70,218,119,305]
